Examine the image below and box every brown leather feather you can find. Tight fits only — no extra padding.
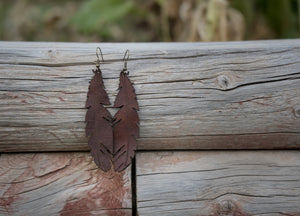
[85,69,113,172]
[113,71,139,172]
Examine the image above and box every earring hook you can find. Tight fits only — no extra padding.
[123,49,129,72]
[96,47,104,69]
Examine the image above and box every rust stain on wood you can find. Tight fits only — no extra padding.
[59,97,65,102]
[215,200,251,216]
[0,153,131,216]
[0,197,15,215]
[60,169,130,216]
[60,199,91,216]
[200,200,252,216]
[0,164,32,215]
[46,109,54,113]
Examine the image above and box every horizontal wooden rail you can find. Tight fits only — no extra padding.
[0,40,299,152]
[136,151,300,216]
[0,153,131,215]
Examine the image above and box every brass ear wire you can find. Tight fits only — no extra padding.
[123,49,129,73]
[96,47,104,70]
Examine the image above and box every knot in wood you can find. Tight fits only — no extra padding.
[293,105,300,118]
[47,49,57,59]
[217,200,234,214]
[217,74,231,90]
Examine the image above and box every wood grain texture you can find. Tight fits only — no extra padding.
[0,153,131,216]
[136,151,300,216]
[0,40,299,151]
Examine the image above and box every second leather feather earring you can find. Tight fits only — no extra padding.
[113,50,139,172]
[85,48,139,172]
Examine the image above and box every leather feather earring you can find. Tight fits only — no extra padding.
[112,50,139,172]
[85,47,113,172]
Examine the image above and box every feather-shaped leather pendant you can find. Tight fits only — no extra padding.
[113,70,139,172]
[85,68,113,172]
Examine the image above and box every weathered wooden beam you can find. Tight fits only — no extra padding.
[0,40,299,151]
[0,153,131,216]
[136,151,300,216]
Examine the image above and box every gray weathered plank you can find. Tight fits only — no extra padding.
[0,153,131,216]
[136,151,300,216]
[0,40,299,151]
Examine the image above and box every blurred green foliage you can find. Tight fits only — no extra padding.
[70,0,152,41]
[0,0,299,42]
[231,0,299,39]
[262,0,298,38]
[71,0,134,34]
